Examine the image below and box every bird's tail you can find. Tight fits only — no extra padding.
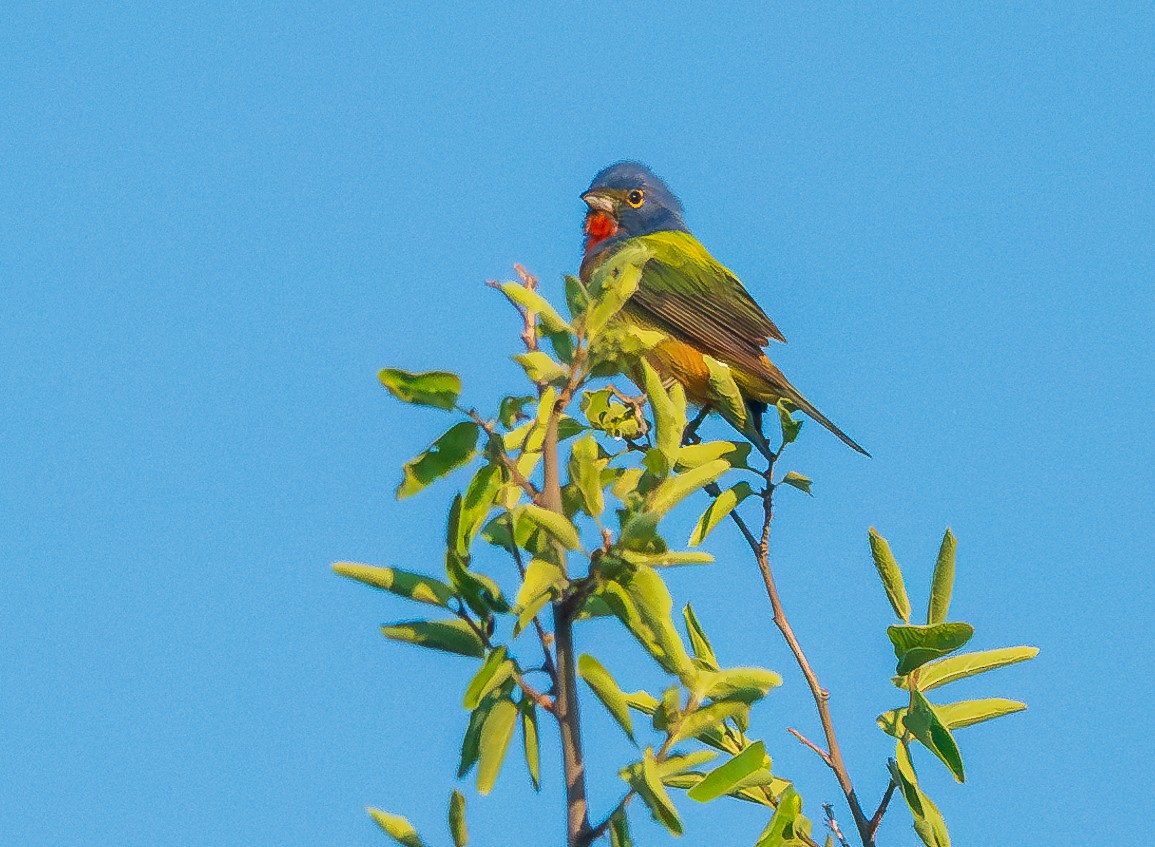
[780,388,870,457]
[751,356,870,456]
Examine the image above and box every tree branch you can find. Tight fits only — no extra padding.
[868,778,897,838]
[788,726,833,768]
[726,448,876,846]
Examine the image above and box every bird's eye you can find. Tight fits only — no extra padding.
[626,189,645,208]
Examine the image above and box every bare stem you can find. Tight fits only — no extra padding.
[788,726,833,768]
[724,447,875,846]
[543,377,591,846]
[824,803,853,847]
[868,778,897,838]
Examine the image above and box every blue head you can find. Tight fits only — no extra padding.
[581,161,688,258]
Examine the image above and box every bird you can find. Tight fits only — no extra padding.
[579,160,868,456]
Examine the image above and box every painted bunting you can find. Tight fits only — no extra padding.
[580,161,868,456]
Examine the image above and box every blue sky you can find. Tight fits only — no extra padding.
[2,3,1152,845]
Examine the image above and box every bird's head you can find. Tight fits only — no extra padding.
[581,161,687,256]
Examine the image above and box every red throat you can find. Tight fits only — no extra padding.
[582,210,618,254]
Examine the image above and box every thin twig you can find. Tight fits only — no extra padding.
[450,603,554,712]
[467,409,540,500]
[868,778,897,837]
[788,727,833,768]
[823,803,853,847]
[502,513,557,685]
[721,439,875,845]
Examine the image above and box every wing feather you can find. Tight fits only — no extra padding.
[625,231,785,375]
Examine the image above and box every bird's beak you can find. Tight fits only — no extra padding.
[581,190,616,214]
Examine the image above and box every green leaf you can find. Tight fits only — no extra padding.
[463,648,514,709]
[676,440,751,471]
[332,563,454,607]
[580,387,642,439]
[682,604,719,670]
[498,395,535,427]
[779,471,812,495]
[869,528,911,623]
[600,567,697,684]
[687,741,768,802]
[520,504,582,550]
[927,528,956,625]
[497,280,573,334]
[754,784,803,847]
[704,355,747,430]
[616,549,714,567]
[564,274,590,319]
[569,434,606,518]
[689,481,754,546]
[445,547,509,617]
[369,809,429,847]
[608,809,631,847]
[672,700,748,744]
[578,654,635,741]
[888,622,975,675]
[912,797,952,847]
[448,791,467,847]
[583,241,652,339]
[641,359,687,472]
[881,697,1027,735]
[477,698,518,795]
[891,742,951,847]
[398,422,480,500]
[888,743,923,818]
[519,696,541,790]
[646,459,731,518]
[895,646,1039,691]
[513,557,565,635]
[458,696,495,778]
[904,691,965,782]
[696,667,782,704]
[380,618,485,658]
[624,689,660,715]
[776,399,802,445]
[512,351,567,385]
[936,697,1027,729]
[378,368,461,411]
[634,748,683,835]
[456,465,503,554]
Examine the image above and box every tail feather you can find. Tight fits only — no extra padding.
[752,355,870,456]
[781,388,871,457]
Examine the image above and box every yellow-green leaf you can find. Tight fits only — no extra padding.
[448,791,467,847]
[369,809,429,847]
[687,741,768,803]
[888,623,975,675]
[497,281,573,334]
[398,422,480,500]
[332,563,453,607]
[477,698,518,795]
[689,481,754,546]
[704,355,746,430]
[378,368,461,411]
[380,619,485,658]
[521,504,582,550]
[519,697,541,790]
[578,654,635,741]
[904,691,965,782]
[927,528,956,625]
[512,352,567,385]
[895,646,1039,691]
[869,528,911,622]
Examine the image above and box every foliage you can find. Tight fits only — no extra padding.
[336,264,1037,847]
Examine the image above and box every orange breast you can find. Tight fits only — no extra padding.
[646,338,713,405]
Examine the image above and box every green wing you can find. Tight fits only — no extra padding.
[625,231,785,374]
